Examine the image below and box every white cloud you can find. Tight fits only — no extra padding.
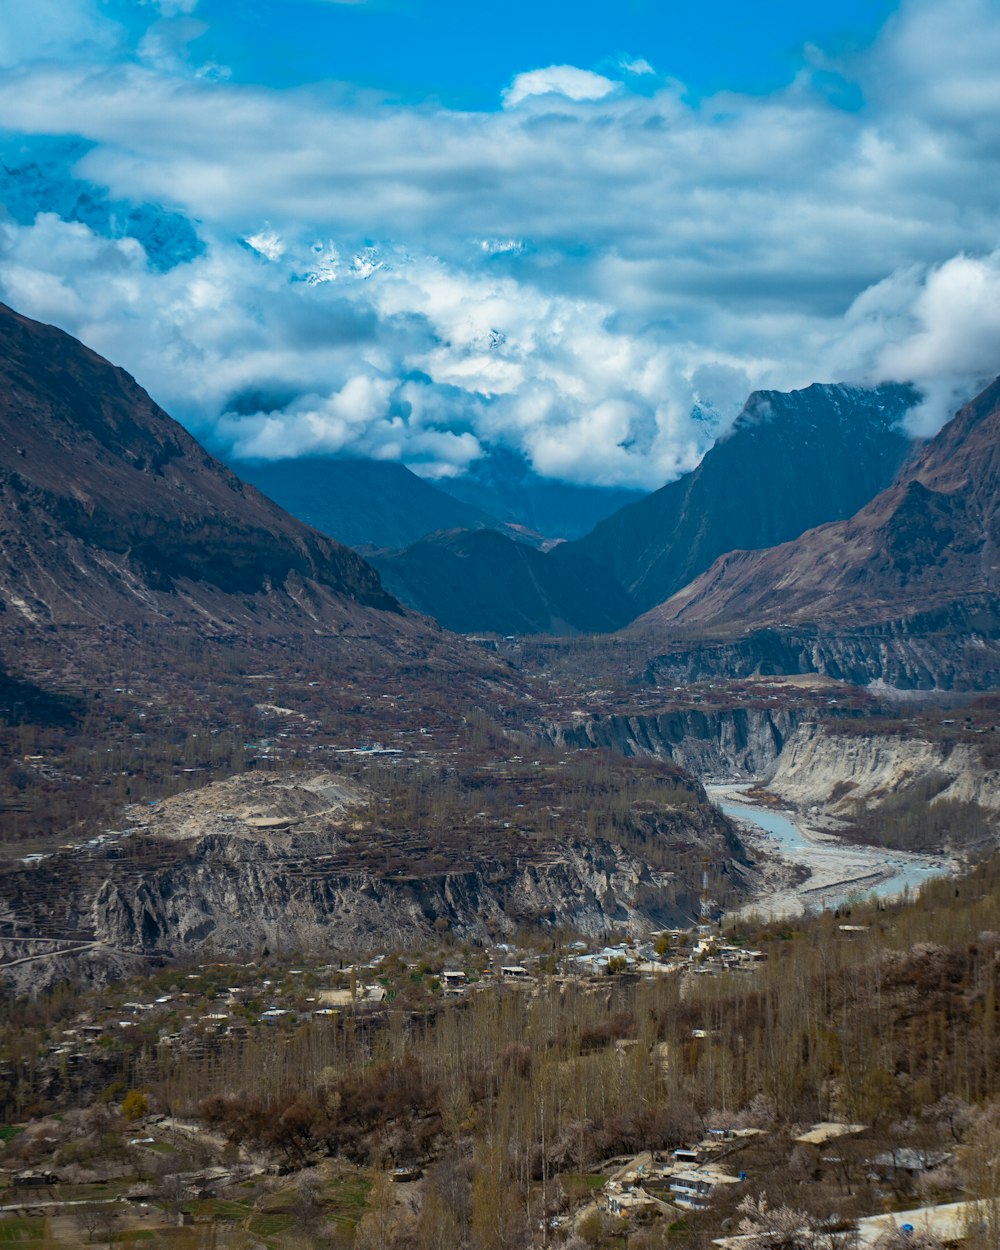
[619,55,655,76]
[0,0,999,486]
[502,65,617,108]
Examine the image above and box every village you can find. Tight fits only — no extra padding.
[0,909,989,1249]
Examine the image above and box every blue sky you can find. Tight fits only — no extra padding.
[106,0,898,105]
[0,0,998,487]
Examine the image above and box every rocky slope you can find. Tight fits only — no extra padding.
[0,303,402,631]
[638,603,1000,691]
[572,383,917,613]
[651,376,1000,634]
[765,721,1000,819]
[637,376,1000,690]
[544,706,801,779]
[0,769,750,989]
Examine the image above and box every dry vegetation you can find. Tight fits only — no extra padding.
[3,858,1000,1247]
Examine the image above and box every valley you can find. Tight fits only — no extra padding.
[0,305,999,1250]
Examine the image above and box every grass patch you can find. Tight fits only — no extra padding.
[0,1129,25,1145]
[188,1199,251,1222]
[562,1172,606,1191]
[247,1212,294,1239]
[321,1173,370,1228]
[0,1217,45,1243]
[57,1182,132,1202]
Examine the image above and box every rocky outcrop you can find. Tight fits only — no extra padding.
[640,602,1000,692]
[88,836,709,957]
[765,721,1000,816]
[544,706,801,779]
[0,769,750,988]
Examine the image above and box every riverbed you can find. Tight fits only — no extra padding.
[708,785,952,918]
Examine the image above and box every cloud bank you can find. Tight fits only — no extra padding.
[0,0,999,488]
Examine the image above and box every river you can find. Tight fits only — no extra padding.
[708,786,952,918]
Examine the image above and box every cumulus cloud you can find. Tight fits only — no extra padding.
[0,0,998,487]
[502,65,617,108]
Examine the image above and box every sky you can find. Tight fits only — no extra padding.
[0,0,998,488]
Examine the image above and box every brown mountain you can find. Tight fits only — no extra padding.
[647,375,1000,633]
[0,303,400,630]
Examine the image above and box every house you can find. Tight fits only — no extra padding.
[873,1148,952,1182]
[13,1171,58,1187]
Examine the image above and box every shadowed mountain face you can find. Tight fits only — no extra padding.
[647,375,1000,635]
[369,527,639,635]
[0,303,400,629]
[435,448,647,541]
[571,382,919,614]
[231,456,509,553]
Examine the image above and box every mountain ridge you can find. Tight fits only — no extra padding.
[571,381,919,614]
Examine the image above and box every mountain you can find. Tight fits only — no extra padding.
[435,447,647,541]
[230,455,510,552]
[570,383,919,614]
[0,133,202,272]
[651,375,1000,632]
[636,375,1000,689]
[0,303,401,630]
[369,527,638,635]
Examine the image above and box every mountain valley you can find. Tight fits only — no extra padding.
[2,305,1000,1250]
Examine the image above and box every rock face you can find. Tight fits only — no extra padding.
[571,383,917,614]
[370,527,638,635]
[0,770,750,986]
[0,303,399,630]
[638,376,1000,689]
[544,706,801,779]
[640,604,1000,692]
[765,722,1000,818]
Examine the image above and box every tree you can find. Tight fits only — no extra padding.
[121,1089,149,1122]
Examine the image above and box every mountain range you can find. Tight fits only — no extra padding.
[230,455,510,553]
[650,375,1000,633]
[360,382,920,636]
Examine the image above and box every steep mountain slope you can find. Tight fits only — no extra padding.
[653,375,1000,631]
[231,455,509,552]
[571,383,918,613]
[436,448,647,540]
[370,527,638,635]
[634,376,1000,689]
[0,303,400,629]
